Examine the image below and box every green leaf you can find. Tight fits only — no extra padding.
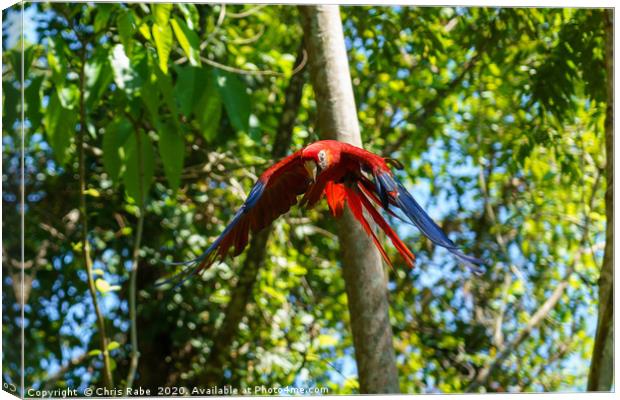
[109,357,117,372]
[117,11,136,56]
[173,65,197,117]
[153,63,179,121]
[140,60,159,120]
[214,70,250,133]
[94,4,114,33]
[85,54,113,110]
[83,188,101,198]
[317,334,338,347]
[122,133,155,206]
[152,23,173,74]
[177,3,199,30]
[192,68,222,141]
[158,122,185,191]
[198,95,222,142]
[103,118,132,181]
[262,286,286,303]
[138,21,152,41]
[107,341,121,351]
[151,3,173,26]
[10,46,37,80]
[47,37,67,86]
[170,16,201,66]
[137,55,160,120]
[58,84,79,110]
[43,91,76,166]
[95,278,111,293]
[3,82,19,130]
[88,349,102,357]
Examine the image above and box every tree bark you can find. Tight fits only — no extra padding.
[200,43,307,386]
[587,9,614,392]
[299,5,400,394]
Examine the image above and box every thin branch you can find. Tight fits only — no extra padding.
[519,341,571,390]
[201,4,227,50]
[199,51,307,77]
[125,118,146,390]
[78,39,114,388]
[224,25,265,45]
[227,4,266,18]
[466,243,590,392]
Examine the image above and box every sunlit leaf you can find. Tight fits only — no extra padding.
[83,188,101,198]
[95,279,111,293]
[170,16,201,66]
[152,3,173,26]
[152,23,173,74]
[107,341,121,351]
[317,334,338,347]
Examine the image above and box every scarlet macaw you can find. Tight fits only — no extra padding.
[164,140,483,283]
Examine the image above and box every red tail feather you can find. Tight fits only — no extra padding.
[356,183,416,268]
[325,182,347,217]
[342,185,394,270]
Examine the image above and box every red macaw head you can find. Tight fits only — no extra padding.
[301,140,340,182]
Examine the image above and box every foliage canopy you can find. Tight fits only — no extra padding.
[2,4,610,394]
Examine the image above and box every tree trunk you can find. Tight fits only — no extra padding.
[299,5,400,394]
[587,9,614,391]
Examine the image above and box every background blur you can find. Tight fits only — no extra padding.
[2,3,612,394]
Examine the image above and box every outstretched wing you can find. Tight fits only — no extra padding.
[159,150,311,286]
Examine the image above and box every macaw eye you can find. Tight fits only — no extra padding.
[318,150,328,170]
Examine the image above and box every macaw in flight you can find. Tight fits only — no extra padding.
[162,140,483,285]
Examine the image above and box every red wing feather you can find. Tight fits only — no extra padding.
[167,151,312,279]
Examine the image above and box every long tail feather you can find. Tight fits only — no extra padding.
[342,184,394,270]
[358,177,414,226]
[356,183,416,268]
[376,172,485,273]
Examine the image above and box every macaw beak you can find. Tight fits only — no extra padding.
[304,160,318,182]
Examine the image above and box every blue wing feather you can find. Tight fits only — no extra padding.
[376,172,484,273]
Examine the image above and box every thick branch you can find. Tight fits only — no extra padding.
[587,9,614,391]
[299,5,400,393]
